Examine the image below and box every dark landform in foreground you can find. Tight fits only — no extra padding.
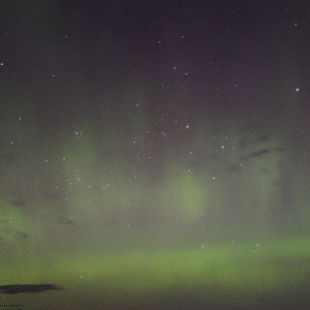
[0,284,66,294]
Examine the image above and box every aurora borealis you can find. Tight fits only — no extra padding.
[1,1,310,309]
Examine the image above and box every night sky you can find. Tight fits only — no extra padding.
[1,0,310,255]
[2,1,310,309]
[2,1,309,119]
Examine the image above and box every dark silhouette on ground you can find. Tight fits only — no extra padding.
[0,284,66,294]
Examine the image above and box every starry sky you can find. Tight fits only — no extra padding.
[1,1,309,122]
[1,0,310,252]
